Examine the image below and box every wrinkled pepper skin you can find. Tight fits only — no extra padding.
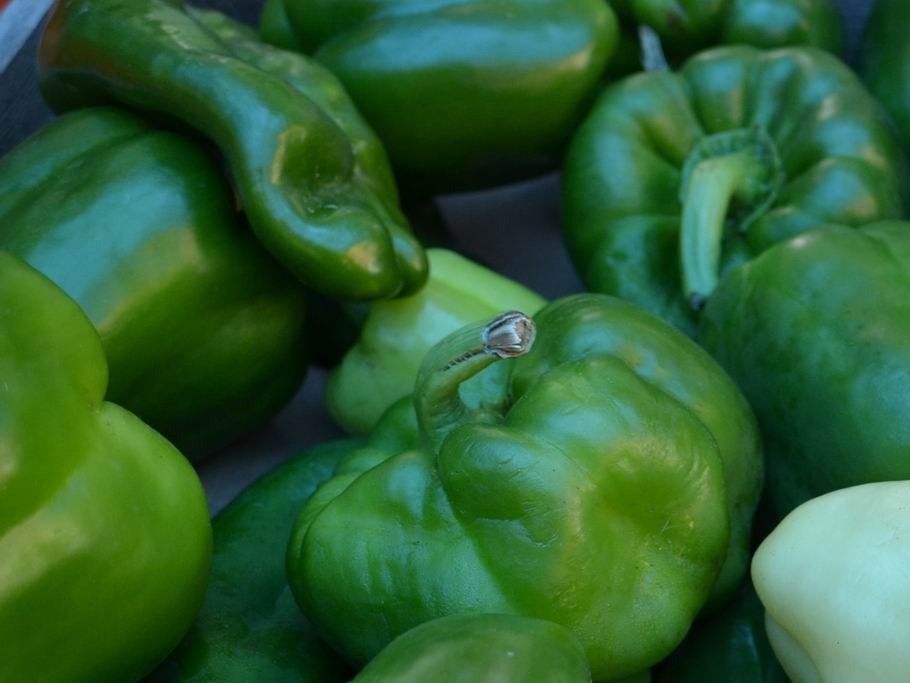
[609,0,840,66]
[261,0,618,192]
[563,46,905,335]
[0,108,308,459]
[39,0,426,301]
[655,580,787,683]
[150,442,358,683]
[0,253,212,682]
[860,0,910,150]
[701,223,910,521]
[352,614,592,683]
[327,249,546,435]
[752,482,910,682]
[288,294,762,681]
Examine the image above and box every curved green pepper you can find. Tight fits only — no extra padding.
[261,0,618,192]
[327,248,546,435]
[655,579,787,683]
[150,442,367,682]
[288,294,761,681]
[0,253,211,682]
[752,481,910,682]
[0,107,308,459]
[860,0,910,150]
[563,46,905,335]
[39,0,426,301]
[352,614,592,683]
[609,0,840,67]
[700,222,910,520]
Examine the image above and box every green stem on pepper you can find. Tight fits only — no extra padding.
[679,127,783,310]
[415,311,536,452]
[639,25,668,72]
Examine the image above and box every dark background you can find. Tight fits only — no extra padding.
[0,0,879,511]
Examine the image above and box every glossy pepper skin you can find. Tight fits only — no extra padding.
[288,295,762,681]
[261,0,618,192]
[327,248,546,435]
[352,614,592,683]
[0,108,308,459]
[752,482,910,682]
[0,253,211,682]
[563,46,905,336]
[39,0,426,301]
[701,222,910,520]
[609,0,840,67]
[151,442,357,683]
[655,580,786,683]
[860,0,910,150]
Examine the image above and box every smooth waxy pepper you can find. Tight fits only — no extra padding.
[260,0,618,191]
[151,442,357,683]
[0,108,308,458]
[752,481,910,683]
[39,0,426,301]
[700,222,910,519]
[0,253,211,682]
[352,614,592,683]
[327,248,546,435]
[288,294,762,681]
[563,46,905,335]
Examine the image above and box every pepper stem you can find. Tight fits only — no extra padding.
[679,127,782,309]
[639,26,668,72]
[415,311,536,452]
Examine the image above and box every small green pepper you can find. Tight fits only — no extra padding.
[327,248,546,435]
[352,614,592,683]
[40,0,426,301]
[563,46,905,335]
[288,295,762,681]
[150,442,359,682]
[261,0,618,191]
[0,107,308,458]
[0,253,211,682]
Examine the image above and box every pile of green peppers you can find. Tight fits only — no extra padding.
[3,0,910,681]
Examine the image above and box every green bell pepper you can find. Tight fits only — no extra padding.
[151,442,363,682]
[0,252,211,682]
[352,614,592,683]
[860,0,910,150]
[327,248,546,435]
[288,294,762,681]
[563,46,905,335]
[752,481,910,682]
[609,0,841,67]
[260,0,618,192]
[700,222,910,520]
[39,0,426,301]
[655,579,787,682]
[0,107,308,459]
